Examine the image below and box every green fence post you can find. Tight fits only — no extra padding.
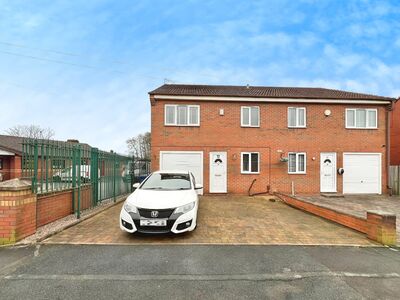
[45,143,49,192]
[91,147,99,207]
[77,145,81,219]
[72,145,76,214]
[32,140,39,194]
[113,152,117,202]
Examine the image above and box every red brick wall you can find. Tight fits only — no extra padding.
[37,185,92,227]
[391,101,400,165]
[151,99,388,194]
[0,189,36,245]
[37,191,73,227]
[276,193,396,245]
[75,185,92,210]
[9,156,22,179]
[276,193,367,233]
[0,156,11,181]
[0,155,22,181]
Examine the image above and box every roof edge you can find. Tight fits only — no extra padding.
[152,94,393,104]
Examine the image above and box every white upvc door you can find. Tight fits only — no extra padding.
[209,152,227,193]
[320,152,337,193]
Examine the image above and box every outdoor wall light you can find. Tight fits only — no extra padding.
[232,153,237,160]
[277,150,288,162]
[324,109,331,116]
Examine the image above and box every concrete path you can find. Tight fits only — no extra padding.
[44,196,376,246]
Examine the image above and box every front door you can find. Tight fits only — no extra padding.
[209,152,227,193]
[320,152,337,193]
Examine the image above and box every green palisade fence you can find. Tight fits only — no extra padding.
[22,138,134,218]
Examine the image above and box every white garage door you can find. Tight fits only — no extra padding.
[160,151,203,194]
[343,153,381,194]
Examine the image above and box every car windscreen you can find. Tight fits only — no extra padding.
[140,173,191,190]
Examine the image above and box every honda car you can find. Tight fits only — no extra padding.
[120,170,202,234]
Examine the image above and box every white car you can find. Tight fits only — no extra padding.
[53,165,99,183]
[120,170,202,234]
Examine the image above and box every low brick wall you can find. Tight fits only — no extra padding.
[0,178,127,245]
[37,185,93,227]
[0,181,37,245]
[275,193,397,246]
[37,190,73,227]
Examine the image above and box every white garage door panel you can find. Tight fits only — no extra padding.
[160,151,203,194]
[343,153,381,194]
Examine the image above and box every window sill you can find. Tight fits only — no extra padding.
[164,124,200,127]
[345,127,378,130]
[241,125,260,128]
[288,172,306,175]
[288,126,307,129]
[241,172,260,175]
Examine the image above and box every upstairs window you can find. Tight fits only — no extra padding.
[346,108,377,129]
[165,105,200,126]
[288,107,306,128]
[241,152,260,174]
[288,152,306,174]
[241,106,260,127]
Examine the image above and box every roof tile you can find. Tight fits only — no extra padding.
[149,84,395,101]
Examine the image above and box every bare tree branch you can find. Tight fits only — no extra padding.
[6,125,55,139]
[126,132,151,159]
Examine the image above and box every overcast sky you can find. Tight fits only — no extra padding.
[0,0,399,153]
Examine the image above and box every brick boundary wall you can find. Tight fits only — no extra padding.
[0,183,37,245]
[0,179,98,245]
[37,185,92,227]
[275,193,397,246]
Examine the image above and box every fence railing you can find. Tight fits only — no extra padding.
[22,138,134,217]
[389,165,400,195]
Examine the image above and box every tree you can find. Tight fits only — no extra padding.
[6,125,55,139]
[126,132,151,159]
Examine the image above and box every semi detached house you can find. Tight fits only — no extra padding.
[149,84,397,195]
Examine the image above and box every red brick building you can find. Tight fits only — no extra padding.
[0,135,23,181]
[150,84,396,195]
[390,100,400,165]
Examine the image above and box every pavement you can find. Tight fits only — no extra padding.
[297,195,400,242]
[43,195,376,246]
[0,244,399,299]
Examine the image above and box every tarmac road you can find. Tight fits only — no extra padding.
[1,244,399,299]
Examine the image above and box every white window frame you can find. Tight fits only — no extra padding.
[345,108,377,129]
[241,106,260,127]
[288,152,306,174]
[288,107,306,128]
[241,152,260,174]
[164,104,200,126]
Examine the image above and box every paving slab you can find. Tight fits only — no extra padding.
[43,196,377,246]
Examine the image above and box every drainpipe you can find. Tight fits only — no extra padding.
[386,99,397,196]
[248,147,272,196]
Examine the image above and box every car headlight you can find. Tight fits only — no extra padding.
[123,202,137,213]
[174,202,195,214]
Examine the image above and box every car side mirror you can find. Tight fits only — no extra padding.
[194,183,203,190]
[132,182,140,189]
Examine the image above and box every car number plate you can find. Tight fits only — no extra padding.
[140,219,167,226]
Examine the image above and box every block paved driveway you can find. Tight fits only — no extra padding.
[43,196,377,246]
